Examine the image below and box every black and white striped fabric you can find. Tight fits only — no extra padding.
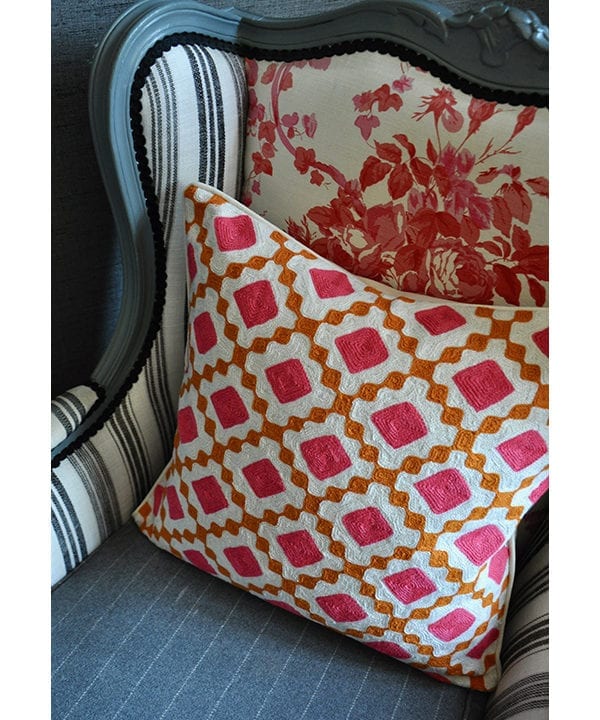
[50,43,247,586]
[484,516,549,720]
[51,384,100,451]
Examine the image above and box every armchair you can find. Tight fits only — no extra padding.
[51,2,549,718]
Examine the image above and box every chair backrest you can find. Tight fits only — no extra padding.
[51,0,548,586]
[89,0,548,433]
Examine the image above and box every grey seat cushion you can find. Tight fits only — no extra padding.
[52,520,488,720]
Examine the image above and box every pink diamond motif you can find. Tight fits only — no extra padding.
[265,358,312,403]
[488,545,509,584]
[234,280,278,328]
[214,214,257,251]
[415,468,471,514]
[372,402,428,449]
[178,406,198,443]
[497,430,547,471]
[242,459,285,498]
[342,507,393,546]
[152,485,165,516]
[414,305,467,335]
[530,476,549,504]
[453,359,514,411]
[300,435,352,480]
[277,530,324,568]
[183,549,216,575]
[165,486,184,520]
[455,524,505,565]
[335,327,389,373]
[365,641,411,660]
[210,386,249,429]
[223,545,263,577]
[187,243,198,281]
[268,599,301,616]
[429,608,476,641]
[193,311,218,354]
[316,594,367,623]
[467,628,500,659]
[532,327,549,357]
[384,568,437,603]
[309,268,354,298]
[191,475,229,515]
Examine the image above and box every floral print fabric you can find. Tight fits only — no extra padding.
[242,52,548,307]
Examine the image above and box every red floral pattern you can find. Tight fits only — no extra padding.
[242,53,548,306]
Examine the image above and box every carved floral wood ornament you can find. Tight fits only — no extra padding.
[243,51,548,307]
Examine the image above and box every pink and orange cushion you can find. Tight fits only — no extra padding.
[134,183,548,690]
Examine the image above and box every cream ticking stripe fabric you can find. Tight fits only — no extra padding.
[51,44,247,586]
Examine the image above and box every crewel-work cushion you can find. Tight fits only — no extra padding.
[242,52,548,307]
[134,183,549,691]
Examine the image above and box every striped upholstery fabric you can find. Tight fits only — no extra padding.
[51,519,489,720]
[50,43,247,586]
[51,384,101,450]
[484,514,549,719]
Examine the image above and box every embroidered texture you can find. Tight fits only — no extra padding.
[242,52,548,307]
[134,183,549,691]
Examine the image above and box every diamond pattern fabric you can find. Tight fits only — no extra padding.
[134,183,549,691]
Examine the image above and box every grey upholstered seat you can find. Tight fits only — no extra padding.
[52,520,489,720]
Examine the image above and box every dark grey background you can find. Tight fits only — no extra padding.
[51,0,549,397]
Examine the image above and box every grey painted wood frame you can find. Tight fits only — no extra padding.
[52,0,548,464]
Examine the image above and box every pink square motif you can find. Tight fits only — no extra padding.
[183,549,216,575]
[365,640,410,660]
[309,268,354,298]
[414,305,467,336]
[186,243,198,282]
[530,476,549,504]
[414,469,471,514]
[268,599,301,616]
[193,311,218,354]
[233,280,279,328]
[372,402,428,449]
[277,530,323,568]
[453,359,514,411]
[165,486,184,520]
[265,358,312,403]
[497,429,547,471]
[532,327,549,357]
[467,628,500,659]
[210,386,249,429]
[178,406,198,444]
[342,507,393,546]
[455,524,505,565]
[152,485,165,517]
[488,545,509,584]
[223,546,263,577]
[214,214,257,251]
[242,459,286,498]
[300,435,352,480]
[335,327,389,373]
[191,475,229,514]
[316,594,367,623]
[384,568,437,603]
[428,608,476,642]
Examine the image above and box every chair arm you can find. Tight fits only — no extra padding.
[51,384,102,451]
[484,515,549,719]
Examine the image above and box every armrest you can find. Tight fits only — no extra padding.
[51,14,248,586]
[51,384,102,451]
[484,516,549,719]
